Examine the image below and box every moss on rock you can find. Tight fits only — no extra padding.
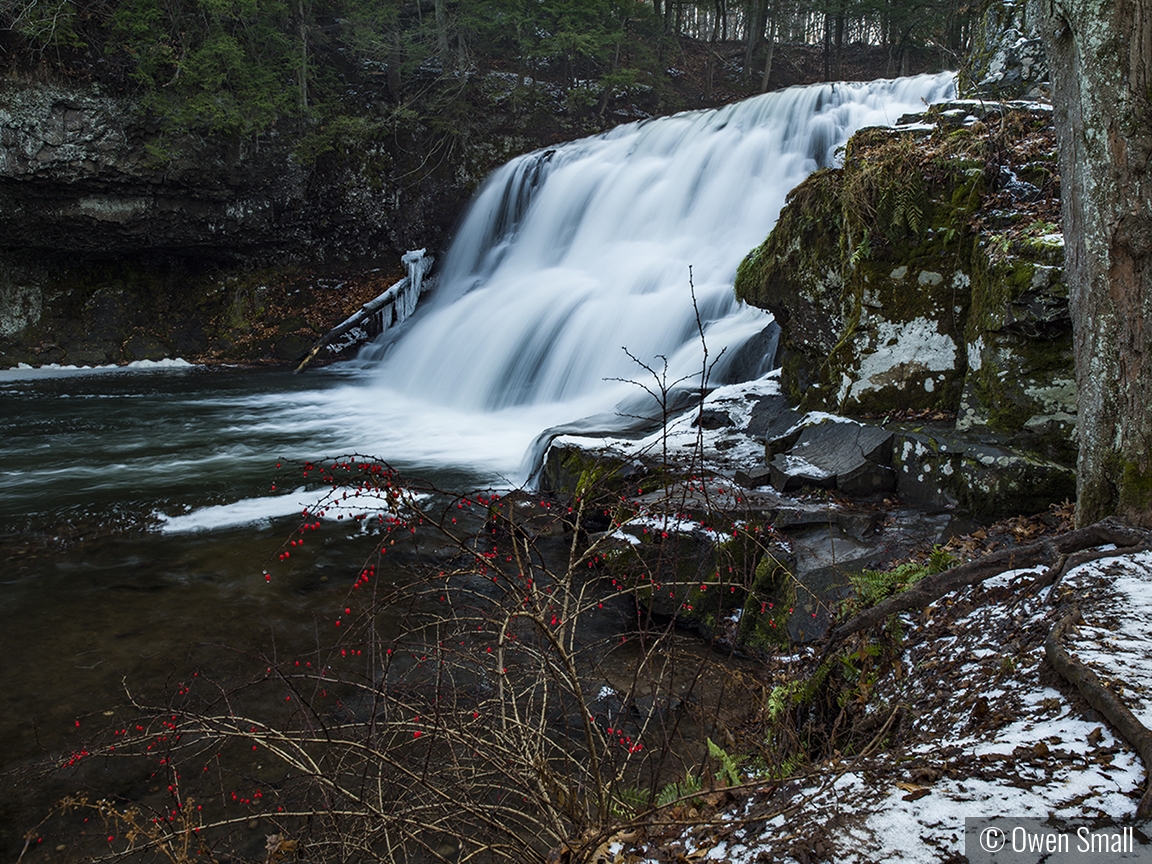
[735,169,846,404]
[735,101,1077,471]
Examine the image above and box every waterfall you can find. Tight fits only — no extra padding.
[351,73,955,479]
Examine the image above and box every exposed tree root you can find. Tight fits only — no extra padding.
[1045,607,1152,821]
[823,518,1152,820]
[1029,544,1149,595]
[828,519,1151,644]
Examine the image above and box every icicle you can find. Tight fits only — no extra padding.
[397,249,431,324]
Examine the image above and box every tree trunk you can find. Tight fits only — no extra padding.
[434,0,450,65]
[1040,0,1152,528]
[759,11,776,92]
[822,10,831,80]
[387,31,403,102]
[833,0,844,79]
[297,0,308,110]
[742,0,762,79]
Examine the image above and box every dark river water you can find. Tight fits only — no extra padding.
[0,363,495,854]
[0,362,757,861]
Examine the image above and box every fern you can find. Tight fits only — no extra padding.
[846,546,955,612]
[888,181,926,238]
[766,679,804,720]
[655,771,702,807]
[927,544,958,574]
[610,785,646,817]
[848,229,872,267]
[707,738,743,787]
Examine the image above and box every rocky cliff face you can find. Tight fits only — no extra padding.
[0,78,548,259]
[960,0,1048,100]
[735,99,1074,468]
[0,78,538,367]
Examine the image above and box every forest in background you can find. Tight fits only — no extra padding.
[0,0,971,146]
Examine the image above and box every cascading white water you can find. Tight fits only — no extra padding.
[349,73,955,479]
[0,76,959,544]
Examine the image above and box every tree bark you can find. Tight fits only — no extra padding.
[759,12,776,92]
[434,0,450,65]
[387,31,403,102]
[742,0,764,80]
[1040,0,1152,528]
[298,0,309,111]
[833,0,844,79]
[822,10,831,80]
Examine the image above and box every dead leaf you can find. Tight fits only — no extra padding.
[910,766,942,784]
[265,834,299,864]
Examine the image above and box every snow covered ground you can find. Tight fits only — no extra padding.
[611,550,1152,863]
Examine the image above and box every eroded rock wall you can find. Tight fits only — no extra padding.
[0,78,536,366]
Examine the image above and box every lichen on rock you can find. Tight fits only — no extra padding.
[736,99,1073,461]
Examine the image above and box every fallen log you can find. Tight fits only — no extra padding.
[1046,607,1152,820]
[294,250,433,373]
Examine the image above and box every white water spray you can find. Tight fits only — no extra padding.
[350,74,955,478]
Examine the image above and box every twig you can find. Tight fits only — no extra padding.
[828,520,1151,645]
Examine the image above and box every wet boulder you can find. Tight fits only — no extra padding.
[891,427,1075,516]
[734,101,1076,465]
[759,416,895,497]
[693,408,733,430]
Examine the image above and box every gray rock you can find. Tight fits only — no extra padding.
[746,395,805,457]
[765,417,806,455]
[734,464,773,488]
[785,419,895,495]
[745,394,794,437]
[891,428,1075,516]
[693,408,733,430]
[787,564,853,643]
[791,420,892,470]
[784,526,884,642]
[773,506,879,541]
[768,453,837,492]
[837,460,897,497]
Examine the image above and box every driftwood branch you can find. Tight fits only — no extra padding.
[828,520,1151,644]
[1045,608,1152,820]
[294,253,433,373]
